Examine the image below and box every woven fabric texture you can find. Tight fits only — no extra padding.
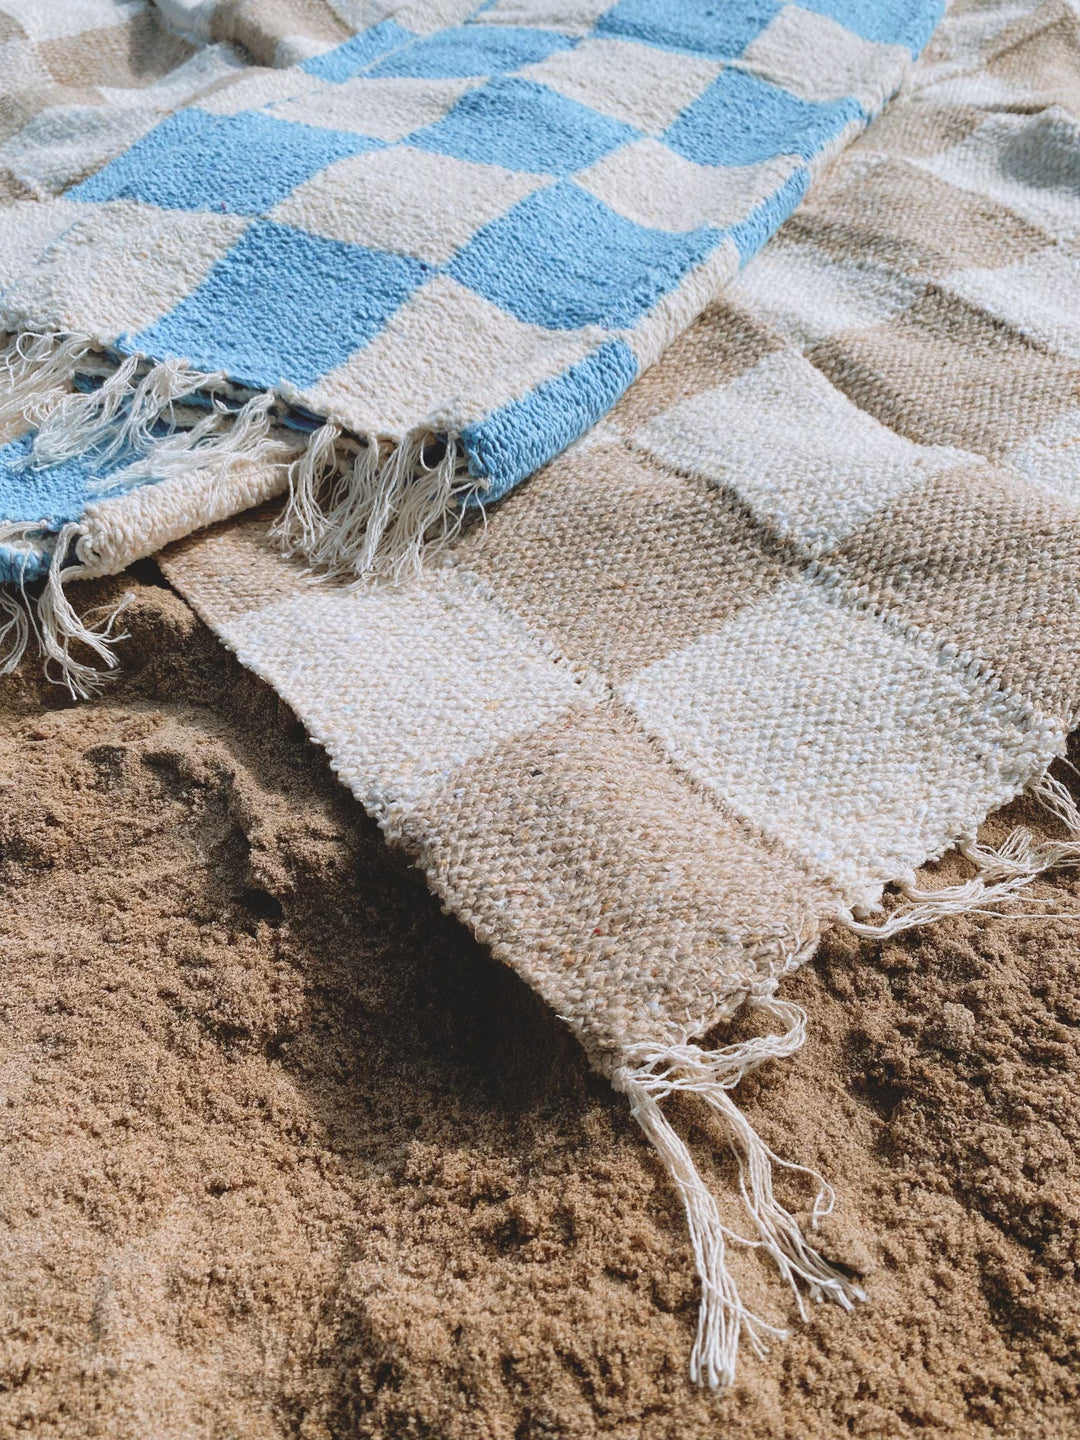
[0,0,938,594]
[161,0,1080,1385]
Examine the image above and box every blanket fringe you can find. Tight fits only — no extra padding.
[0,521,132,699]
[271,421,475,582]
[2,333,481,696]
[0,330,97,435]
[0,579,30,674]
[840,771,1080,939]
[0,333,302,695]
[36,522,132,699]
[611,991,863,1390]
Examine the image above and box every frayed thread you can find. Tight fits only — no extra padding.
[35,523,132,700]
[611,991,863,1391]
[0,581,30,676]
[0,521,131,699]
[0,330,97,435]
[272,421,477,583]
[4,330,483,604]
[839,770,1080,939]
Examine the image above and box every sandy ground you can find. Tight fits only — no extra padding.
[2,567,1079,1439]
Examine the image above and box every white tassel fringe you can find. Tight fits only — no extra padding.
[35,522,132,699]
[0,521,131,698]
[611,991,863,1391]
[271,421,476,582]
[841,771,1080,939]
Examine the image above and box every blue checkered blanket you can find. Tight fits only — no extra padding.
[0,0,942,621]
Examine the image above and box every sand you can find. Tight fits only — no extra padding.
[2,567,1079,1439]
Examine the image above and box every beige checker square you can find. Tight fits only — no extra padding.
[95,44,247,114]
[271,144,546,264]
[271,74,477,141]
[1,200,250,336]
[208,0,350,66]
[301,275,603,435]
[459,439,795,682]
[39,9,195,88]
[808,288,1080,459]
[741,4,908,112]
[832,461,1080,724]
[633,348,964,552]
[619,576,1050,905]
[216,567,601,809]
[576,138,801,232]
[983,0,1080,115]
[792,154,1056,277]
[397,704,829,1055]
[520,36,721,135]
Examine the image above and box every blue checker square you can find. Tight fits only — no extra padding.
[728,164,810,262]
[68,108,380,215]
[664,69,864,168]
[369,24,575,78]
[464,340,639,500]
[410,77,638,177]
[448,181,717,331]
[594,0,782,59]
[301,19,415,81]
[798,0,945,53]
[129,221,431,391]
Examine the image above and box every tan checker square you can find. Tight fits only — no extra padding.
[162,510,315,628]
[459,440,795,683]
[848,96,985,161]
[39,12,195,89]
[808,287,1080,458]
[789,154,1054,277]
[395,704,829,1057]
[831,461,1080,723]
[610,298,786,436]
[984,0,1080,116]
[210,0,349,64]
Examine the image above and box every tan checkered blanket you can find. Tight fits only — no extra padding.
[6,0,1080,1393]
[159,0,1080,1389]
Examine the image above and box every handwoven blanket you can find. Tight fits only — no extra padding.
[0,0,939,688]
[4,0,1080,1396]
[160,0,1080,1389]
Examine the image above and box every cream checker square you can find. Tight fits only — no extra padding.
[620,577,1039,904]
[271,145,547,264]
[521,37,722,135]
[577,138,802,232]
